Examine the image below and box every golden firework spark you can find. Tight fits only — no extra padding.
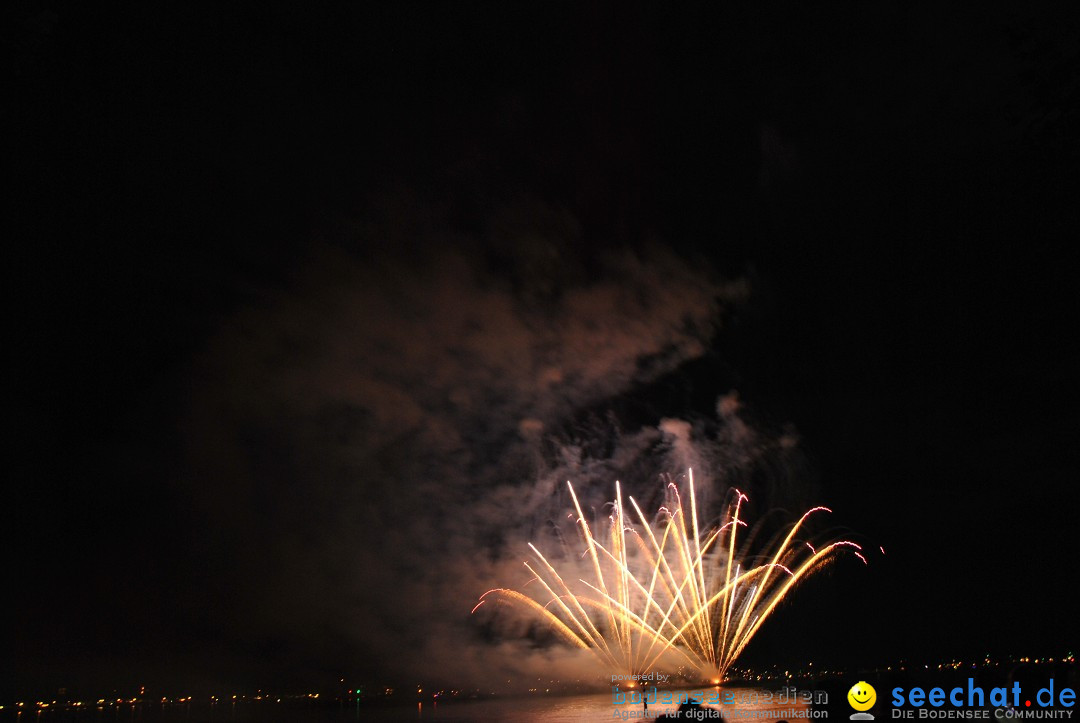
[474,469,863,681]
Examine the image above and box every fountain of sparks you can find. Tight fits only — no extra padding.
[473,469,865,682]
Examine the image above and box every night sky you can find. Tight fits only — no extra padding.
[8,2,1079,701]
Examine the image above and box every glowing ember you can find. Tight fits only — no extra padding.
[475,469,863,681]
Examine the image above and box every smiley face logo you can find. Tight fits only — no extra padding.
[848,681,877,712]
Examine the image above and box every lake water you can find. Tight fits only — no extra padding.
[6,686,818,722]
[397,686,816,721]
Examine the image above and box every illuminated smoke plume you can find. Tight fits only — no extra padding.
[179,198,799,687]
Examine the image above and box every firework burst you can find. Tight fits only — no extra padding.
[474,469,863,681]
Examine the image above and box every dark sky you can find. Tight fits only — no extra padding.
[7,1,1079,700]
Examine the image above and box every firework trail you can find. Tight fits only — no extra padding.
[474,469,862,681]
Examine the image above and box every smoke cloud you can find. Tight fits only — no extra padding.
[179,198,804,689]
